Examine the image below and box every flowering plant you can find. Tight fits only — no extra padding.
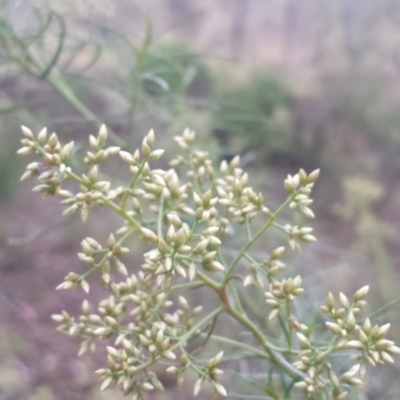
[18,125,399,399]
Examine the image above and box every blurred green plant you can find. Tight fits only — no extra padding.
[333,176,398,323]
[211,73,293,160]
[18,124,400,400]
[141,44,210,102]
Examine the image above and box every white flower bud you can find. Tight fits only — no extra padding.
[37,127,48,143]
[21,126,34,140]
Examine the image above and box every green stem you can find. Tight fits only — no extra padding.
[64,169,82,183]
[157,194,164,239]
[120,157,149,210]
[80,254,108,281]
[222,194,295,286]
[205,334,271,359]
[170,306,224,352]
[226,304,304,380]
[278,313,291,350]
[217,247,245,314]
[227,279,245,315]
[103,198,141,230]
[245,215,252,240]
[168,281,205,292]
[285,299,293,351]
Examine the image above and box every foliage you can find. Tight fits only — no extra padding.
[141,44,210,99]
[18,124,399,399]
[211,73,293,158]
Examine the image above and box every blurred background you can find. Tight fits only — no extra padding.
[1,0,400,399]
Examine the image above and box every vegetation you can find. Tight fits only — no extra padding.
[18,125,399,399]
[1,1,399,399]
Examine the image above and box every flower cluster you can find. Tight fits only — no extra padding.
[285,169,319,217]
[293,287,400,399]
[18,125,398,399]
